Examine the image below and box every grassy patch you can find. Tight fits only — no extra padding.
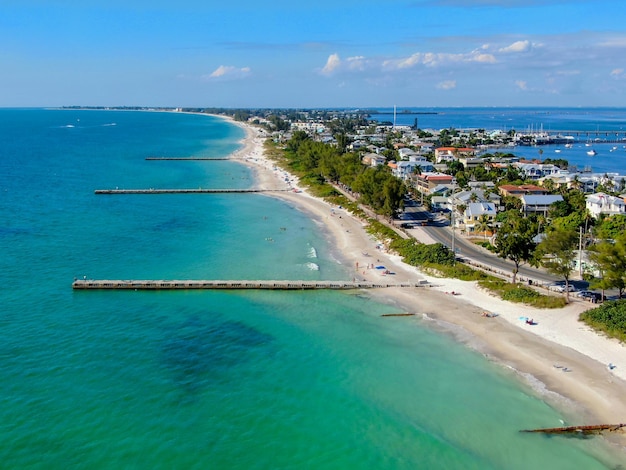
[478,279,567,308]
[580,300,626,343]
[474,240,496,252]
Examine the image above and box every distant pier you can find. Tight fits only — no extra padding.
[72,279,427,290]
[94,188,290,194]
[145,157,231,160]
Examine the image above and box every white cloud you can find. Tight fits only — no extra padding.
[384,49,495,70]
[346,56,367,71]
[321,53,341,75]
[205,65,251,80]
[599,37,626,47]
[436,80,457,90]
[499,40,531,53]
[472,52,497,63]
[611,68,625,79]
[515,80,528,90]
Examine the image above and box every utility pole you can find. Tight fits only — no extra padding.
[451,179,456,264]
[579,225,583,278]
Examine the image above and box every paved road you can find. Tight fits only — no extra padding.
[398,200,587,289]
[335,188,592,292]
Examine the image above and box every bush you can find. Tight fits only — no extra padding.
[389,239,455,266]
[434,263,490,281]
[475,240,496,252]
[367,220,401,243]
[580,300,626,343]
[478,279,567,308]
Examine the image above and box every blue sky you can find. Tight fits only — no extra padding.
[2,0,626,108]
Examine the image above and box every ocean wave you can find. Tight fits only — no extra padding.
[305,262,320,271]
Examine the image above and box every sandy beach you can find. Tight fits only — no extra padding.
[226,118,626,447]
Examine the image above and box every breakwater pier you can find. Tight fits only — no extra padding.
[145,157,230,160]
[72,279,426,290]
[94,188,290,194]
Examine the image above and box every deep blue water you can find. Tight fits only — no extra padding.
[0,108,619,469]
[369,107,626,175]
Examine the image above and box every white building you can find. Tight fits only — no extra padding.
[463,202,497,233]
[520,194,564,216]
[586,193,626,219]
[390,158,435,180]
[514,162,567,180]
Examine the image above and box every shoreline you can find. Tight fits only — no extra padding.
[223,116,626,452]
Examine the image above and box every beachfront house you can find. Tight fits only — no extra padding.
[362,153,386,167]
[412,142,435,154]
[540,174,599,193]
[434,147,476,164]
[451,189,502,211]
[498,184,547,198]
[430,196,449,212]
[390,159,434,181]
[413,172,454,195]
[462,202,497,234]
[514,162,566,180]
[519,194,564,216]
[458,156,486,169]
[398,148,419,159]
[585,192,626,219]
[468,181,496,191]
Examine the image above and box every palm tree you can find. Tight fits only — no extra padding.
[570,174,582,192]
[542,177,556,193]
[475,214,494,239]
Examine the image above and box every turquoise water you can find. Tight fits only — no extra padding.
[0,109,618,468]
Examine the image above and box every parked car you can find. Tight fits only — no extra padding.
[548,283,576,293]
[576,291,602,302]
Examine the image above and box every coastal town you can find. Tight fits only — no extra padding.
[194,107,626,296]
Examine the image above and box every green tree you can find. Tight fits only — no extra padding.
[550,212,585,233]
[542,178,556,193]
[588,233,626,298]
[594,214,626,240]
[474,214,494,239]
[493,211,536,283]
[382,177,406,218]
[352,166,406,216]
[334,132,350,153]
[535,227,578,301]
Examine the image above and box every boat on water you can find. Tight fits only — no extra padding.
[587,149,597,156]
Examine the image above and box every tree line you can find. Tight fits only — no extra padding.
[283,130,407,218]
[278,127,626,302]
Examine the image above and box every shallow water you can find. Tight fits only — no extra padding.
[0,109,619,468]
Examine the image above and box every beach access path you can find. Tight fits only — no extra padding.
[225,116,626,434]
